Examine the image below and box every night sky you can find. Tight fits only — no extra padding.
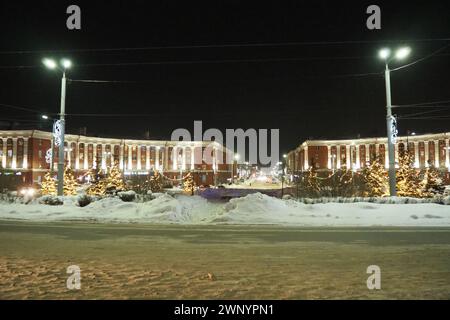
[1,0,449,158]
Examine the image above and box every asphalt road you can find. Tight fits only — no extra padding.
[0,221,449,299]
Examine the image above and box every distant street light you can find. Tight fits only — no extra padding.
[42,58,72,196]
[41,115,49,120]
[379,47,411,197]
[42,58,57,69]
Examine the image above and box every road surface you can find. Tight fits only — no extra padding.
[0,221,449,299]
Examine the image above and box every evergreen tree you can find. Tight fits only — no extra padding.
[87,162,125,195]
[41,171,57,196]
[183,172,195,195]
[63,166,79,196]
[396,152,422,197]
[149,170,163,192]
[422,165,445,197]
[301,167,321,197]
[103,163,125,193]
[361,157,388,197]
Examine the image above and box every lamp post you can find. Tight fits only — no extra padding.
[378,47,410,197]
[233,154,240,183]
[281,154,287,198]
[43,58,72,196]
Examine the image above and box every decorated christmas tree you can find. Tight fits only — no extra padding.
[301,167,321,197]
[86,169,106,196]
[102,162,125,193]
[41,171,57,195]
[422,164,445,197]
[361,157,388,197]
[149,170,163,192]
[63,166,79,196]
[87,162,125,195]
[183,172,195,195]
[396,152,422,197]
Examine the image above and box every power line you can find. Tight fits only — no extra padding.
[397,109,448,118]
[391,43,450,72]
[2,53,450,70]
[394,100,450,107]
[1,38,450,55]
[0,103,51,114]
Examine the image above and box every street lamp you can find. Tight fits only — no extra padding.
[232,154,240,183]
[378,46,411,197]
[43,58,72,196]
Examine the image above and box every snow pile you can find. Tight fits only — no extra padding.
[211,193,450,226]
[0,192,449,226]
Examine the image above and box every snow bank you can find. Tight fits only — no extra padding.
[0,193,449,226]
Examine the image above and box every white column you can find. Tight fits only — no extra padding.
[83,145,88,169]
[327,145,331,169]
[345,145,350,169]
[110,146,115,166]
[164,147,169,171]
[92,143,97,169]
[365,144,370,164]
[128,145,133,170]
[155,146,160,170]
[446,139,450,168]
[137,145,142,170]
[304,146,309,170]
[414,142,419,168]
[23,138,28,169]
[101,144,106,169]
[2,139,6,168]
[75,143,80,170]
[355,145,360,169]
[424,141,429,167]
[336,146,341,169]
[375,144,380,158]
[434,140,440,167]
[172,147,178,170]
[146,146,150,170]
[11,138,17,169]
[119,145,124,170]
[182,147,187,170]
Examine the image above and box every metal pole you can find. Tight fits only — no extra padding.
[50,131,55,172]
[281,162,285,198]
[385,64,396,196]
[57,72,66,196]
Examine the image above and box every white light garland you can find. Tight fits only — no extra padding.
[45,148,52,164]
[390,116,398,144]
[53,120,62,147]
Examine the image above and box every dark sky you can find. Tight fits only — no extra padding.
[1,0,450,157]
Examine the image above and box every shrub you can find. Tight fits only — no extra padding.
[77,194,93,207]
[118,190,136,202]
[38,195,63,206]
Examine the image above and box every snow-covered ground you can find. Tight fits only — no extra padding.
[0,193,449,226]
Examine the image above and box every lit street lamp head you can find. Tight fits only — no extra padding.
[42,58,57,69]
[41,115,49,120]
[395,47,411,60]
[61,59,72,69]
[42,58,72,70]
[378,48,391,60]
